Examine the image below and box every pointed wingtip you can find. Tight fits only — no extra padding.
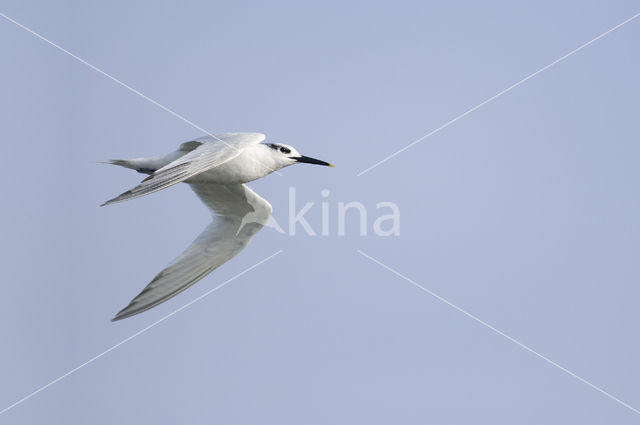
[111,308,130,322]
[111,301,144,322]
[100,189,134,207]
[100,198,117,207]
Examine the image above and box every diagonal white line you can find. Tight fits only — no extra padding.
[0,250,283,416]
[357,249,640,415]
[357,11,640,177]
[0,11,282,176]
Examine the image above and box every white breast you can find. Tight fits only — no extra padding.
[186,144,280,184]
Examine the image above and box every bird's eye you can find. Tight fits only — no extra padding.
[280,147,291,154]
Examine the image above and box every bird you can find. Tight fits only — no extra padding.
[102,132,333,321]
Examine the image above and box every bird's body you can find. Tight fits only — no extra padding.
[110,134,279,184]
[188,144,280,184]
[104,132,332,321]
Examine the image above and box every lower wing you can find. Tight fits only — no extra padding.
[112,183,272,321]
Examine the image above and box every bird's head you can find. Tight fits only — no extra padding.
[265,143,334,169]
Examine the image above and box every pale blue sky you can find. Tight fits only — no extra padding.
[1,1,639,423]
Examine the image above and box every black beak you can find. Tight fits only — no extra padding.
[294,155,334,167]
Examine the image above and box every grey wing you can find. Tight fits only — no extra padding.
[102,133,265,206]
[112,183,272,321]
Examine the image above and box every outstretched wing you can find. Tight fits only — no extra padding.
[112,182,272,321]
[102,133,265,206]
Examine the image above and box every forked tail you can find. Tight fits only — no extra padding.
[103,159,157,175]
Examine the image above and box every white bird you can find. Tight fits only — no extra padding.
[103,132,333,321]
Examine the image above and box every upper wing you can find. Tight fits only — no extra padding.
[102,133,265,206]
[111,182,272,321]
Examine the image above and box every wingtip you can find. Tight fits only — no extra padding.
[100,189,134,207]
[111,309,130,322]
[111,302,144,322]
[100,199,117,207]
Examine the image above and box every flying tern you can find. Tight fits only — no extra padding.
[103,132,333,321]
